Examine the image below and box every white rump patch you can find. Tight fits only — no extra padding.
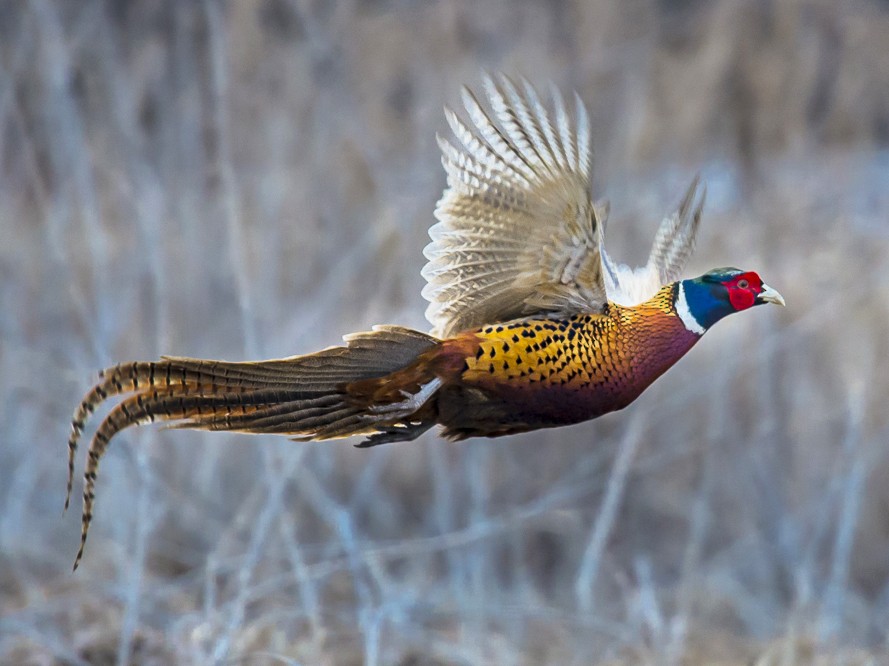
[602,253,661,306]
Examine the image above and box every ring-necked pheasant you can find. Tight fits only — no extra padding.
[66,75,784,569]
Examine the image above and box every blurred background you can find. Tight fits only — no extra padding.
[2,1,888,663]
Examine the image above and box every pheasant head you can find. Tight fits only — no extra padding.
[677,268,785,334]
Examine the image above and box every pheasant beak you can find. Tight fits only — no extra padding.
[757,283,786,306]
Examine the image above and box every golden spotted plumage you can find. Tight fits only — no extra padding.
[426,284,700,439]
[463,284,679,386]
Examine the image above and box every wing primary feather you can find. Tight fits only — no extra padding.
[443,107,530,186]
[647,175,705,284]
[490,74,558,177]
[574,91,592,178]
[504,74,556,171]
[460,87,538,182]
[550,83,577,171]
[521,77,566,170]
[483,74,544,171]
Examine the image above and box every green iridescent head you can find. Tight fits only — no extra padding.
[677,268,785,332]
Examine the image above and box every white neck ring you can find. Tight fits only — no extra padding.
[676,282,706,335]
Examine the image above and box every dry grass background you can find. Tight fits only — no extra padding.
[1,0,889,664]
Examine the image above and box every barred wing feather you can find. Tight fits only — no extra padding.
[647,176,705,285]
[422,74,607,338]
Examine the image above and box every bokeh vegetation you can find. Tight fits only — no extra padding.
[2,1,888,663]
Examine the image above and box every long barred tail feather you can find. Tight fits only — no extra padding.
[67,326,439,570]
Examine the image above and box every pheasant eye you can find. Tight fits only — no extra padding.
[737,279,749,289]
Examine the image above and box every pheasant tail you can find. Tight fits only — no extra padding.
[66,326,440,570]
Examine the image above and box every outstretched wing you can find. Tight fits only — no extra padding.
[422,74,607,338]
[601,177,706,306]
[646,176,706,285]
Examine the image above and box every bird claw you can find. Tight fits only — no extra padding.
[365,378,442,418]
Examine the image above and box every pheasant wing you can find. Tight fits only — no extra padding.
[422,74,606,338]
[646,176,706,285]
[600,177,706,306]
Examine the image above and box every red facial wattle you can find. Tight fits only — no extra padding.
[726,272,762,311]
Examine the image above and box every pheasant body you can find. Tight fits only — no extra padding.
[355,283,696,440]
[64,74,785,570]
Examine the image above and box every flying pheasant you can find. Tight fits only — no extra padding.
[66,75,784,569]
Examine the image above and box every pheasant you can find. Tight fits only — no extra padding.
[65,75,784,569]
